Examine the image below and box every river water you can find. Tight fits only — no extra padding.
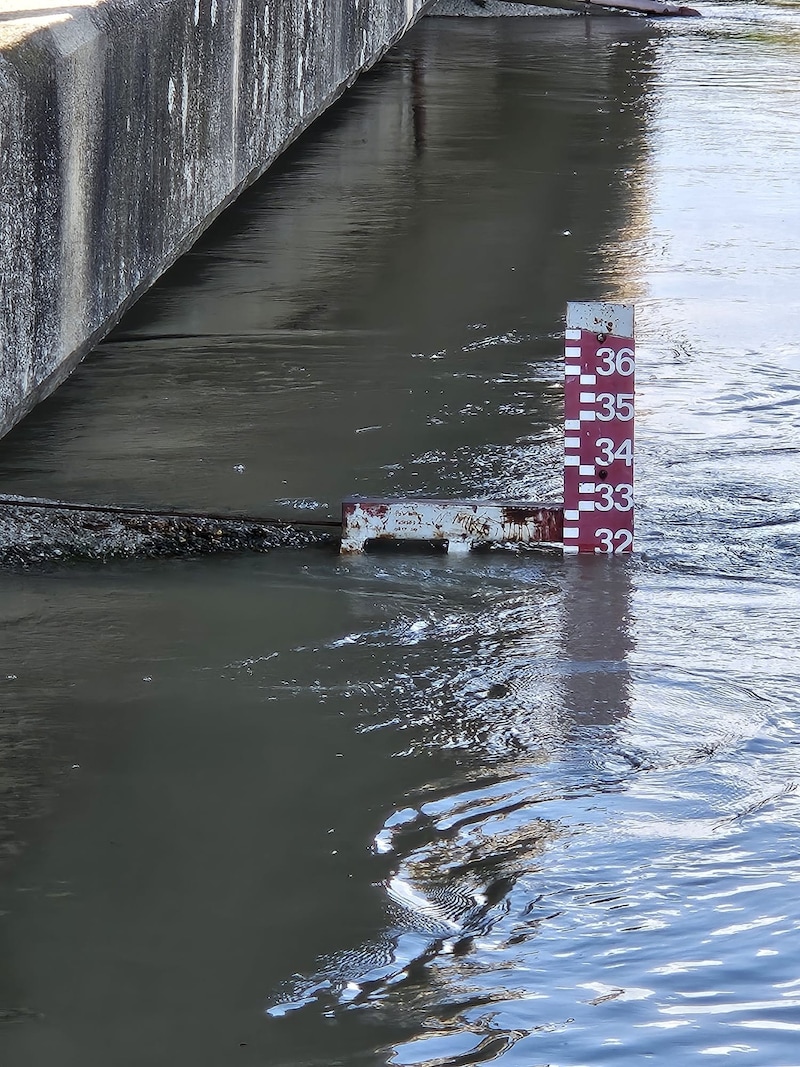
[2,3,800,1064]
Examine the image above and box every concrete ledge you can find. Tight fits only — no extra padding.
[428,0,571,15]
[0,0,430,437]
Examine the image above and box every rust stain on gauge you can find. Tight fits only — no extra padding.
[501,506,563,543]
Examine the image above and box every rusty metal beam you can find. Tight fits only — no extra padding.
[341,499,563,554]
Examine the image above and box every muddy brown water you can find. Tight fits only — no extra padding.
[2,5,800,1065]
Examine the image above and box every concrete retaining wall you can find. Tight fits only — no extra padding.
[0,0,430,438]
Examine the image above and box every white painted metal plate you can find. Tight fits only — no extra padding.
[566,302,634,339]
[341,499,562,554]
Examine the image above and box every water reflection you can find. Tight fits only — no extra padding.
[0,14,660,516]
[268,553,634,1032]
[559,556,634,730]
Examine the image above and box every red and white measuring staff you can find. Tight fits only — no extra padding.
[563,302,635,554]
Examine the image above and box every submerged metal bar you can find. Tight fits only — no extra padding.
[0,495,340,529]
[0,495,339,564]
[0,494,340,564]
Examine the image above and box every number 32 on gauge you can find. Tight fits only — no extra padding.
[596,529,633,553]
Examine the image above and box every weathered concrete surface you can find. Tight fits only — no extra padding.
[0,0,431,438]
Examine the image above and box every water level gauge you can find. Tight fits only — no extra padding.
[563,301,635,554]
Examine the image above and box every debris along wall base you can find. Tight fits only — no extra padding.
[0,0,432,439]
[341,302,635,555]
[429,0,700,15]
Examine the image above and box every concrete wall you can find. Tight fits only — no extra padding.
[0,0,430,438]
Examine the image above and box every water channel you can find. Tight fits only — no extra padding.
[1,3,800,1064]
